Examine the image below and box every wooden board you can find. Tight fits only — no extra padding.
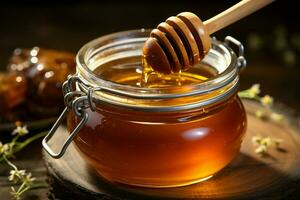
[44,100,300,200]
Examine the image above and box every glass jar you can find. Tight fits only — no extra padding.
[43,29,247,188]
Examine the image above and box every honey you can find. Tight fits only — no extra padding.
[93,56,218,88]
[43,29,247,188]
[67,50,246,187]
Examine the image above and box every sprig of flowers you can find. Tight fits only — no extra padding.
[0,122,46,161]
[2,155,37,200]
[0,123,47,200]
[238,84,284,156]
[238,84,283,122]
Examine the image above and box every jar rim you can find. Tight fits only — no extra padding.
[76,29,242,111]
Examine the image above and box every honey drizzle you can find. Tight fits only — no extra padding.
[141,56,209,88]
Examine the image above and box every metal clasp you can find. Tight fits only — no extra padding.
[224,36,247,71]
[42,74,99,158]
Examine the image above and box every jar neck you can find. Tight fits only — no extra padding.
[75,74,239,112]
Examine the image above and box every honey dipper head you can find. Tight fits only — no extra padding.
[143,12,211,74]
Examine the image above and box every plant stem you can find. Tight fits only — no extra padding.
[14,131,47,153]
[16,181,27,194]
[238,91,261,101]
[2,155,18,171]
[0,131,47,162]
[29,182,48,189]
[11,135,20,144]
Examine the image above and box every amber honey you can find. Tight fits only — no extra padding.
[67,52,247,187]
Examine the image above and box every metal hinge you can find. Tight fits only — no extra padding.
[42,74,100,158]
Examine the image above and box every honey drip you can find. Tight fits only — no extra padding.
[140,57,210,88]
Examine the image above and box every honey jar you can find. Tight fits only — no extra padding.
[43,29,247,188]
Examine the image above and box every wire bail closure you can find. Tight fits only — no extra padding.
[42,74,100,158]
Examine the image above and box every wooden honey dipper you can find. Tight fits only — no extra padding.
[143,0,273,74]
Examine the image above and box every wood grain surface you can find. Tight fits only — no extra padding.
[44,100,300,200]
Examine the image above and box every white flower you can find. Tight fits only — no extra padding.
[261,137,272,146]
[18,170,26,177]
[9,170,21,183]
[249,84,261,97]
[23,173,36,186]
[12,126,29,136]
[255,145,268,155]
[261,95,273,107]
[271,113,283,122]
[0,142,10,156]
[8,169,26,184]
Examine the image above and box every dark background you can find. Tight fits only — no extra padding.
[0,0,299,112]
[0,1,300,199]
